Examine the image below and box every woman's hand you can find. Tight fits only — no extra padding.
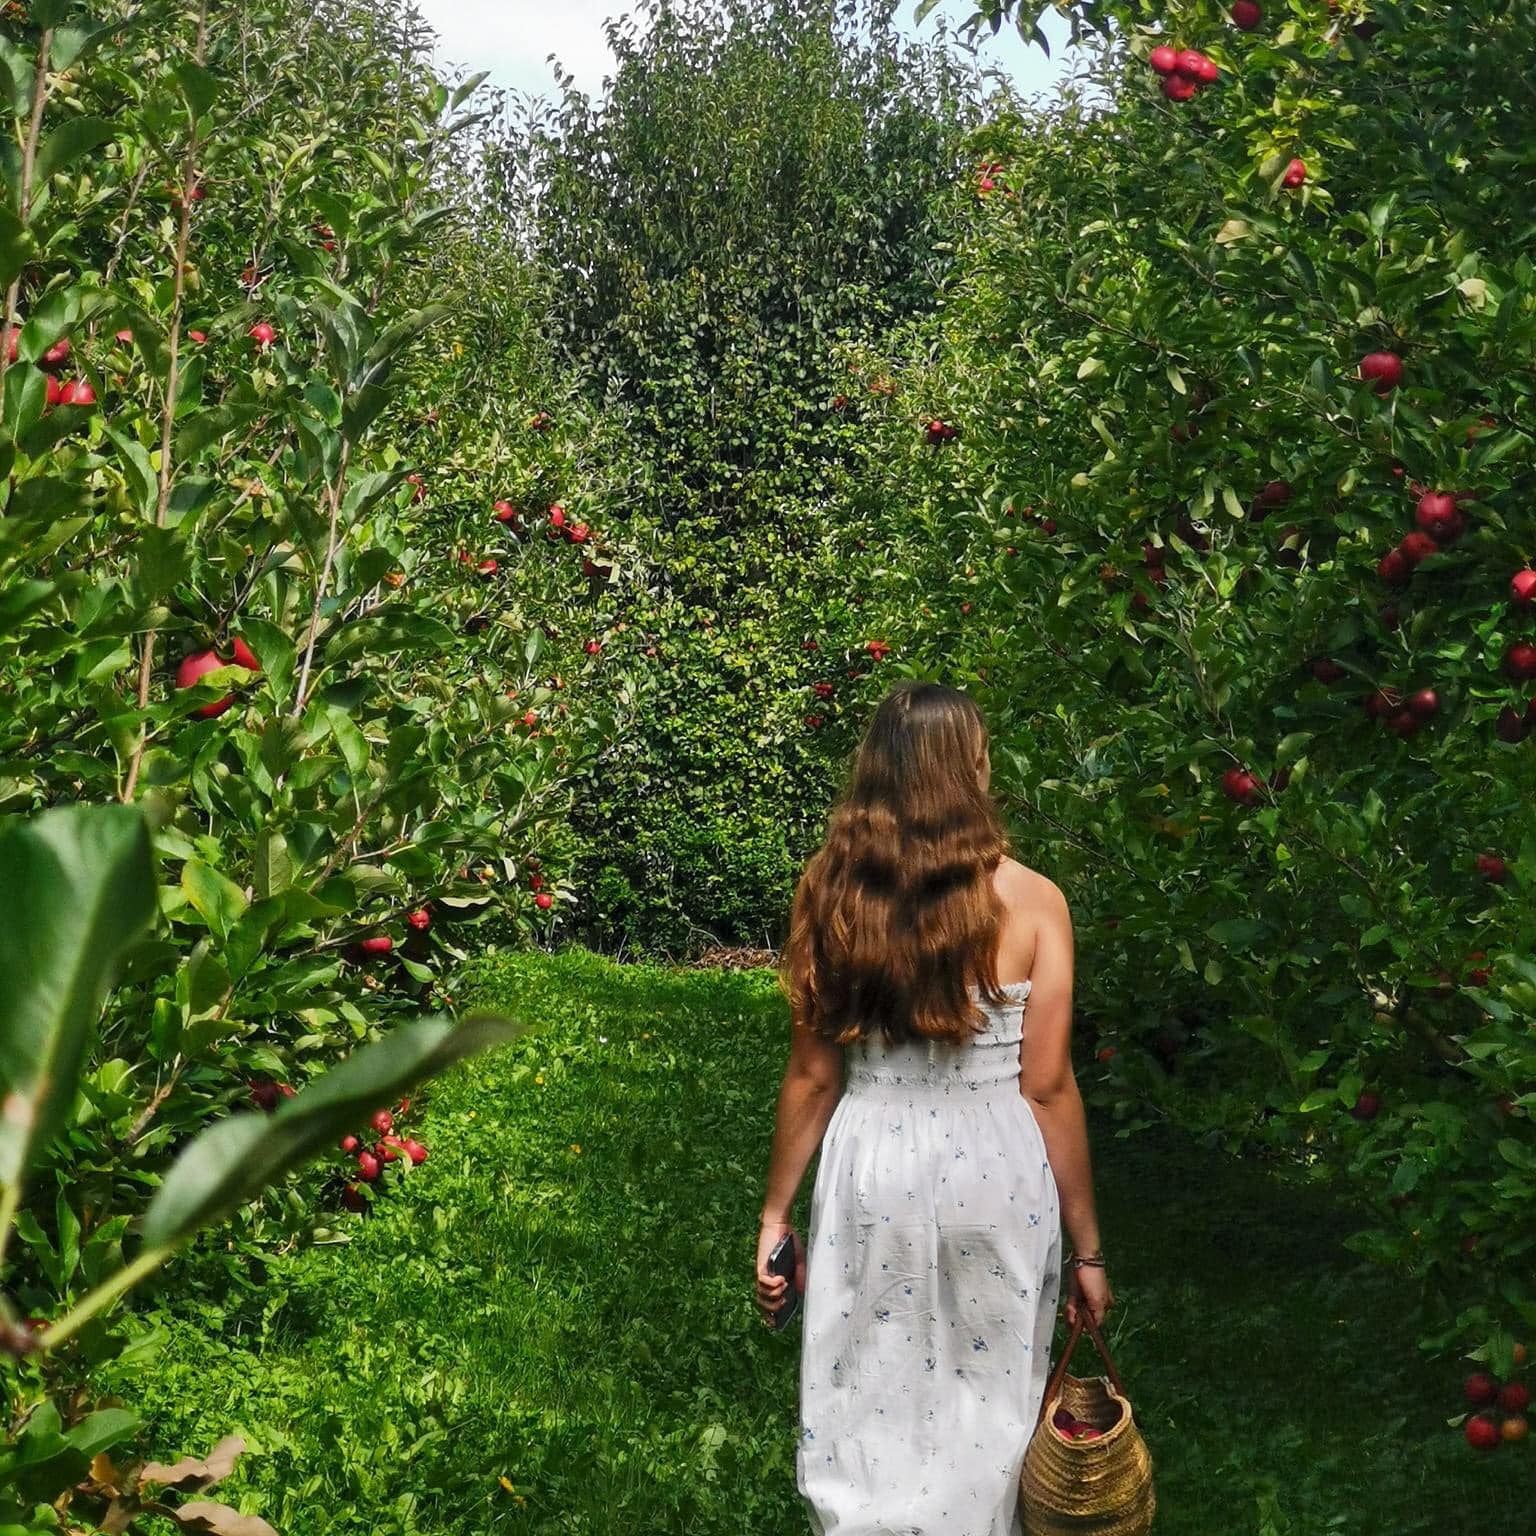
[755,1220,804,1323]
[1064,1263,1114,1330]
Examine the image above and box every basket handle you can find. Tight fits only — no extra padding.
[1034,1301,1128,1429]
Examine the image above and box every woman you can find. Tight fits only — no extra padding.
[755,680,1112,1536]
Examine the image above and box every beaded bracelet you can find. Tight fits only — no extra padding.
[1067,1251,1106,1270]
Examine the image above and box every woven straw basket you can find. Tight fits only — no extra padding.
[1019,1307,1156,1535]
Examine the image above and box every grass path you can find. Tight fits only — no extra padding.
[118,947,1528,1534]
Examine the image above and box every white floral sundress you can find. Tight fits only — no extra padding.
[796,979,1062,1536]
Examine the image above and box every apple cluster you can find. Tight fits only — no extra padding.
[5,326,97,411]
[1378,487,1466,589]
[1463,1358,1529,1450]
[925,417,959,445]
[336,1101,431,1212]
[1148,44,1219,102]
[1050,1400,1123,1443]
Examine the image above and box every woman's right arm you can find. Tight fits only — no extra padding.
[1016,876,1110,1319]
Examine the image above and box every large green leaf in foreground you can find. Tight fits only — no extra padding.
[141,1014,524,1250]
[0,804,156,1191]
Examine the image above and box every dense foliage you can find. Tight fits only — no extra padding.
[503,0,982,953]
[866,0,1535,1371]
[4,0,1534,1520]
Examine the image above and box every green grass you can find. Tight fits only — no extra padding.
[116,946,1530,1535]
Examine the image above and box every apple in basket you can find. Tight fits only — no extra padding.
[1051,1408,1102,1441]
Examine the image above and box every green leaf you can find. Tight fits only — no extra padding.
[180,859,249,943]
[325,704,369,777]
[450,70,491,109]
[253,831,291,900]
[140,1015,523,1250]
[34,115,114,186]
[0,806,156,1191]
[171,60,219,118]
[0,35,32,116]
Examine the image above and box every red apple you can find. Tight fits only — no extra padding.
[1496,705,1530,743]
[1502,1415,1528,1443]
[358,935,393,955]
[356,1150,381,1183]
[1162,73,1199,101]
[1221,766,1262,805]
[407,907,431,931]
[549,505,566,529]
[1505,641,1536,680]
[476,558,498,577]
[44,374,63,407]
[1511,570,1536,606]
[1465,1373,1500,1407]
[1476,853,1507,883]
[535,891,554,910]
[1040,518,1058,534]
[1177,49,1215,81]
[1464,1413,1501,1451]
[1282,158,1307,188]
[41,337,71,368]
[177,648,235,718]
[188,329,208,344]
[1406,688,1440,719]
[374,1139,399,1163]
[1349,1091,1380,1122]
[1499,1383,1531,1415]
[1386,709,1421,738]
[1377,549,1411,586]
[584,639,602,655]
[1149,45,1180,74]
[371,1108,394,1135]
[249,320,276,348]
[248,1079,280,1112]
[402,1139,428,1165]
[570,522,590,543]
[1310,657,1346,683]
[340,1134,360,1153]
[1359,351,1403,393]
[493,500,518,523]
[1231,0,1262,28]
[1398,531,1439,566]
[230,635,261,672]
[1364,686,1402,719]
[341,1183,367,1212]
[58,378,96,406]
[1415,492,1460,543]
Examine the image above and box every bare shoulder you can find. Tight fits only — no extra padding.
[993,857,1070,924]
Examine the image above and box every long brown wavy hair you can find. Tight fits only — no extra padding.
[779,680,1014,1047]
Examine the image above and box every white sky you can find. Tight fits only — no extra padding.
[411,0,1077,103]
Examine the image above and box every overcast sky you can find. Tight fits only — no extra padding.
[411,0,1077,103]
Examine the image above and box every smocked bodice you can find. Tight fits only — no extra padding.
[842,978,1032,1102]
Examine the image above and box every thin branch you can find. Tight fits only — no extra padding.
[292,440,351,716]
[122,0,210,803]
[0,27,55,398]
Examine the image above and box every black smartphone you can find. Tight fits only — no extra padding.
[766,1231,801,1330]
